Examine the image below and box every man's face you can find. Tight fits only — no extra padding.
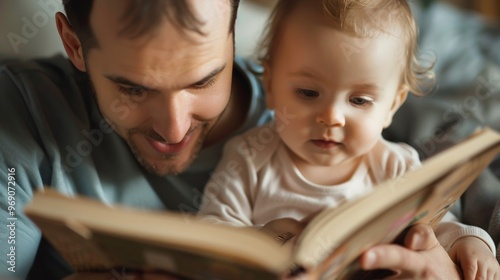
[83,0,234,176]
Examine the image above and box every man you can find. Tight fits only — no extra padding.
[0,0,467,279]
[1,0,270,278]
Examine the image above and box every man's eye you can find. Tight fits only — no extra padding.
[118,86,146,96]
[193,78,216,89]
[350,97,373,107]
[295,88,319,99]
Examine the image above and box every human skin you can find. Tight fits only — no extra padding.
[360,223,462,279]
[57,0,243,177]
[262,1,466,279]
[57,0,244,279]
[263,0,408,186]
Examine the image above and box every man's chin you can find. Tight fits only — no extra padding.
[126,123,209,176]
[138,157,193,176]
[134,139,204,176]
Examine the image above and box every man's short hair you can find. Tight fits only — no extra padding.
[63,0,241,54]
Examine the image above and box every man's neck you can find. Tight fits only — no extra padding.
[203,64,251,147]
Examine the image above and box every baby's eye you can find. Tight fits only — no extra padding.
[295,88,319,99]
[350,97,373,107]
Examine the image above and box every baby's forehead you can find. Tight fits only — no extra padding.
[285,0,409,39]
[281,11,407,75]
[281,0,409,59]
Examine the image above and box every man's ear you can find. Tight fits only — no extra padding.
[56,12,86,72]
[262,60,274,109]
[384,85,409,128]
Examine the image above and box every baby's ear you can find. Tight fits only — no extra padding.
[384,85,409,128]
[262,60,275,109]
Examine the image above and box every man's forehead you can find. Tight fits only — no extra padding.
[90,0,130,36]
[89,0,231,40]
[86,1,234,91]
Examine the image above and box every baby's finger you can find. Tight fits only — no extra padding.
[459,260,478,280]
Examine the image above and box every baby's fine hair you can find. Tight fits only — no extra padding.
[258,0,434,96]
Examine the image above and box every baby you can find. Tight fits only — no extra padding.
[199,0,499,278]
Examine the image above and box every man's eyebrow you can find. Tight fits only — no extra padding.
[104,64,226,90]
[188,64,226,87]
[105,75,155,91]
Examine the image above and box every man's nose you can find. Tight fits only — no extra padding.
[152,93,191,144]
[316,104,345,127]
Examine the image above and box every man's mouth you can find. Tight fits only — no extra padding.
[146,134,193,155]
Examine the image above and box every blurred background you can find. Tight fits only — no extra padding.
[442,0,500,19]
[0,0,498,61]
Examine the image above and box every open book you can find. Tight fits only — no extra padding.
[24,127,500,279]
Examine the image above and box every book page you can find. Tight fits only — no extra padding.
[292,128,500,278]
[24,190,293,279]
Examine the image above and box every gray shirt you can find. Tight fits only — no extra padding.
[0,55,272,279]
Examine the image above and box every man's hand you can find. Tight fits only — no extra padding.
[359,224,462,279]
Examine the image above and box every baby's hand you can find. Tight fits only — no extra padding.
[259,212,322,246]
[259,218,305,245]
[448,236,500,280]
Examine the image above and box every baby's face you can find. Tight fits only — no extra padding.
[264,3,408,182]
